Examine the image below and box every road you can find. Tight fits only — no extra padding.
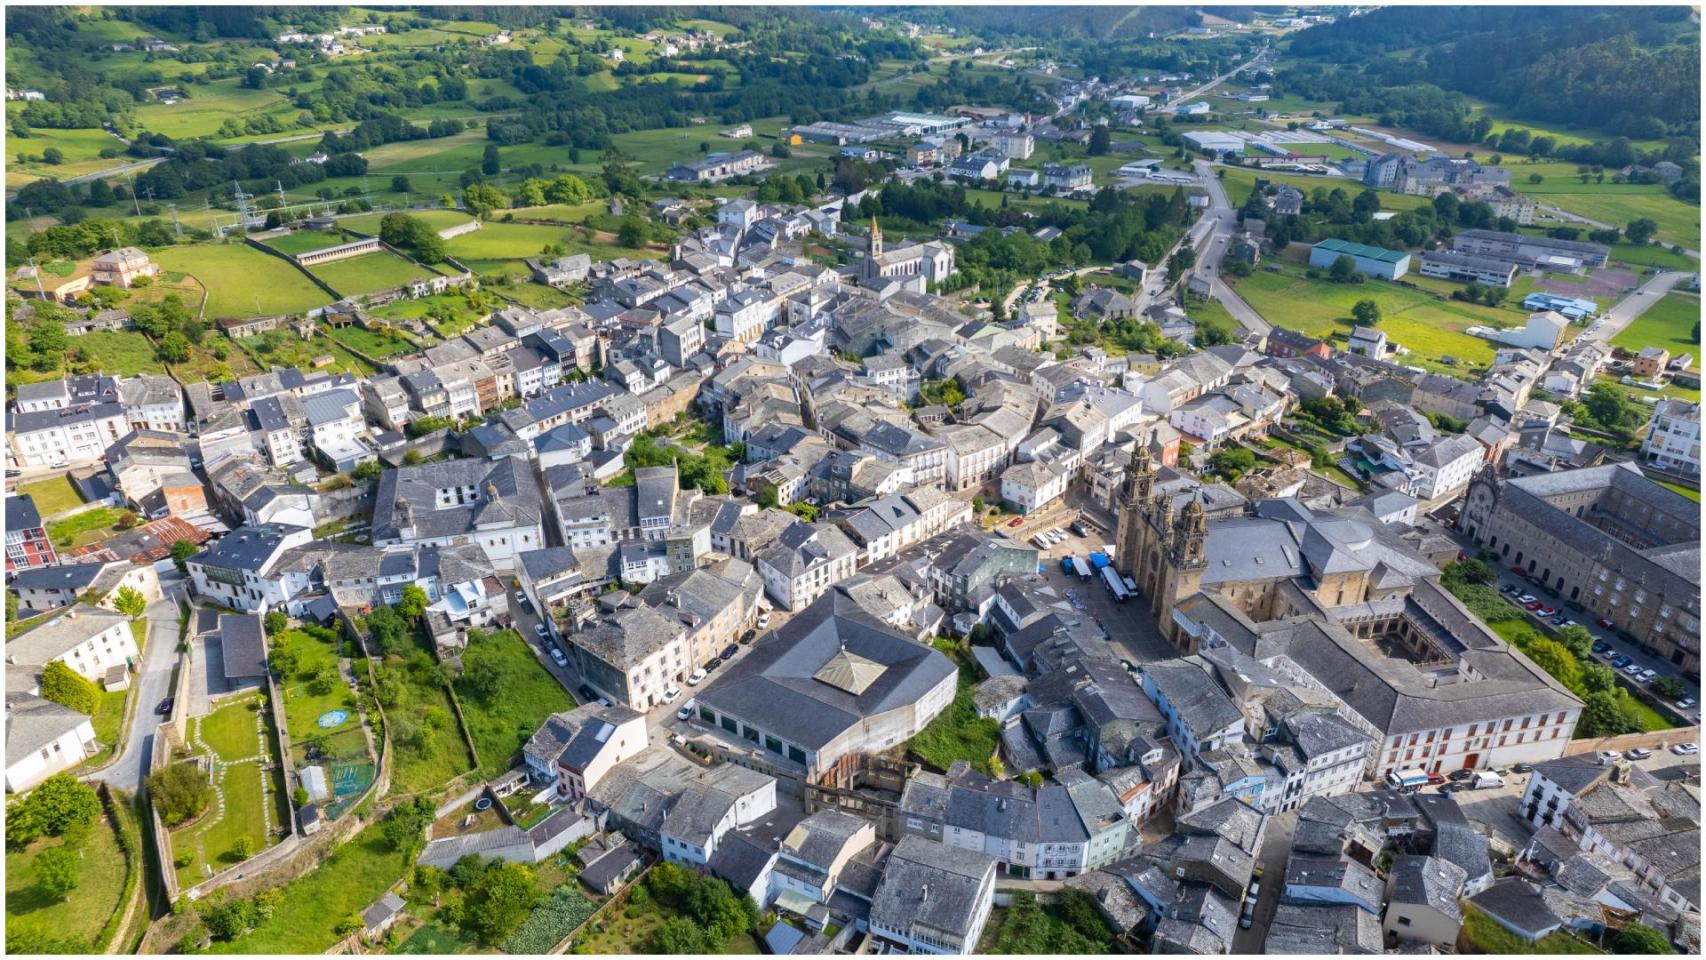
[1574,269,1690,345]
[89,572,185,792]
[1186,159,1271,335]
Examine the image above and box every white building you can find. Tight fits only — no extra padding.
[1641,399,1699,478]
[1000,457,1073,514]
[868,836,998,954]
[186,524,315,613]
[754,521,860,611]
[5,699,97,793]
[1410,434,1484,500]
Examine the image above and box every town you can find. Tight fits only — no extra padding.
[3,5,1701,957]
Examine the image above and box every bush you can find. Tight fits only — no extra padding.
[39,660,101,715]
[503,885,598,953]
[147,761,213,826]
[6,773,101,844]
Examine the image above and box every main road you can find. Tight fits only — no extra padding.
[1188,159,1271,335]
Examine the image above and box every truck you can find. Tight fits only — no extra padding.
[1101,565,1130,602]
[1060,556,1076,576]
[1089,552,1111,570]
[1071,556,1092,581]
[1384,768,1430,792]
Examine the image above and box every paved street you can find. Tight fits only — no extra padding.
[1191,160,1272,335]
[89,572,184,792]
[1576,269,1690,345]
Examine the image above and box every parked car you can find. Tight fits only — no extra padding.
[1008,517,1024,527]
[739,630,757,646]
[1448,769,1476,783]
[1525,600,1545,611]
[549,647,567,667]
[757,613,771,630]
[519,598,535,616]
[1597,751,1622,762]
[1638,668,1658,683]
[1238,901,1255,930]
[578,684,598,702]
[1677,697,1696,709]
[687,668,708,686]
[1671,742,1699,755]
[155,697,175,716]
[705,656,723,671]
[1624,663,1644,677]
[1610,655,1633,668]
[1535,606,1557,617]
[1425,772,1446,786]
[514,589,527,606]
[1597,617,1616,629]
[1500,583,1518,594]
[678,698,697,721]
[1626,748,1652,760]
[721,643,740,661]
[662,687,682,705]
[1512,762,1533,774]
[1070,521,1090,538]
[534,623,548,638]
[1517,594,1537,605]
[1591,641,1612,655]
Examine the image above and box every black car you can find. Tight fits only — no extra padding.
[1591,641,1612,654]
[739,630,756,645]
[721,643,740,661]
[155,697,175,716]
[1070,521,1090,538]
[1447,768,1475,782]
[705,656,723,671]
[578,684,597,703]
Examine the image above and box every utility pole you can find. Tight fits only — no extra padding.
[129,173,142,216]
[169,203,182,238]
[27,255,45,298]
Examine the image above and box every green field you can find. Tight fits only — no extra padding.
[150,244,332,319]
[206,818,412,954]
[45,505,124,550]
[6,811,130,950]
[262,230,352,256]
[380,635,478,797]
[6,126,130,189]
[130,78,297,140]
[1611,291,1701,355]
[271,629,361,761]
[452,629,575,778]
[83,687,130,769]
[13,475,84,517]
[326,324,422,360]
[308,251,438,296]
[1218,166,1435,213]
[1229,263,1500,371]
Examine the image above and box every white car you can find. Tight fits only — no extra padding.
[662,687,682,705]
[515,589,527,605]
[534,623,548,638]
[1677,697,1696,709]
[549,647,567,667]
[1597,751,1622,762]
[757,613,770,630]
[687,668,708,686]
[677,698,697,721]
[1672,742,1700,755]
[1624,663,1644,677]
[1637,668,1658,683]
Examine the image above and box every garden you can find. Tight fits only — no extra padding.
[451,628,576,778]
[269,626,376,812]
[308,251,440,297]
[13,475,82,517]
[979,890,1116,954]
[571,862,759,954]
[369,637,476,796]
[45,505,130,550]
[260,229,351,257]
[167,693,289,889]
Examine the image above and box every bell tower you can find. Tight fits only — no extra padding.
[1116,445,1154,583]
[869,216,883,258]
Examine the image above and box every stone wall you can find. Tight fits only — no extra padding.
[1561,726,1700,756]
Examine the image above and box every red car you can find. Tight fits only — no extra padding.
[1596,618,1615,629]
[1526,600,1545,611]
[1509,565,1527,577]
[1008,517,1024,528]
[1425,772,1447,786]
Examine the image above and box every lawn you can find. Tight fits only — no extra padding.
[908,644,1001,776]
[14,475,83,517]
[379,644,477,797]
[150,244,332,319]
[1608,242,1700,273]
[1610,291,1700,355]
[45,505,125,550]
[235,329,377,378]
[172,693,287,888]
[261,230,352,256]
[308,251,439,296]
[131,78,295,140]
[1218,166,1435,213]
[6,126,131,190]
[1459,905,1603,954]
[452,629,575,778]
[1657,480,1701,503]
[1229,263,1499,371]
[206,818,412,954]
[442,221,581,261]
[271,629,363,762]
[82,687,130,769]
[397,919,471,954]
[5,812,130,950]
[1505,169,1700,250]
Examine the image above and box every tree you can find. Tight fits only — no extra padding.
[654,916,706,953]
[231,836,253,861]
[1578,663,1618,696]
[113,585,146,618]
[463,862,538,944]
[1351,299,1382,325]
[391,175,412,193]
[353,459,383,482]
[264,610,288,635]
[1553,624,1593,661]
[1625,218,1659,245]
[1087,126,1111,156]
[481,143,501,176]
[398,584,429,620]
[269,642,300,681]
[147,761,213,826]
[40,660,100,715]
[1613,922,1673,954]
[1521,637,1581,691]
[6,773,101,844]
[42,147,64,165]
[1577,690,1641,738]
[617,217,649,248]
[1528,173,1544,184]
[462,183,507,219]
[156,332,190,363]
[168,539,198,575]
[1328,254,1361,283]
[35,846,80,901]
[1207,447,1256,481]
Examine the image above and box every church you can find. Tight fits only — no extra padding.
[859,218,956,291]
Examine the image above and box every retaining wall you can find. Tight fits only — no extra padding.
[1562,726,1700,756]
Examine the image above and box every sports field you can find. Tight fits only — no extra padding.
[262,230,352,256]
[308,251,438,295]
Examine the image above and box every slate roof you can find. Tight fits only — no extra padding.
[6,494,43,531]
[869,835,996,941]
[219,613,268,680]
[6,604,131,667]
[1387,854,1467,923]
[1467,878,1563,940]
[1143,658,1243,736]
[696,590,956,752]
[6,696,91,758]
[371,458,542,543]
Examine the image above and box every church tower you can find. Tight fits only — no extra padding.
[1159,494,1210,650]
[869,216,883,258]
[1116,445,1154,587]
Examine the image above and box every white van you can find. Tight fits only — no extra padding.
[1471,771,1505,790]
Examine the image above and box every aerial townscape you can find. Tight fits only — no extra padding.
[3,4,1702,957]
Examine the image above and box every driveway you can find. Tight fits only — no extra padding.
[89,573,184,792]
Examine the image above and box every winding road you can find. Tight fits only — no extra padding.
[87,571,185,792]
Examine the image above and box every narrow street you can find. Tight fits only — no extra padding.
[1230,809,1294,953]
[89,571,185,792]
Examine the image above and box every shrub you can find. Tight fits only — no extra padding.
[147,761,213,826]
[503,885,598,953]
[6,773,101,844]
[39,660,100,715]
